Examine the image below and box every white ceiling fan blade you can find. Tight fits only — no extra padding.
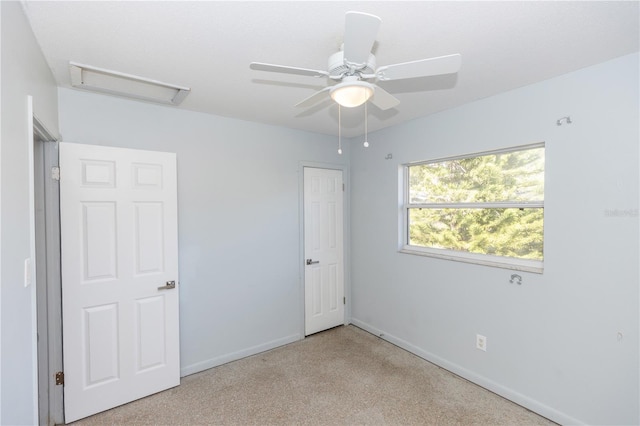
[370,85,400,110]
[343,11,381,66]
[250,62,329,78]
[295,87,331,108]
[376,54,461,81]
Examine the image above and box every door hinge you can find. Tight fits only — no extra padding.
[342,183,345,192]
[55,371,64,386]
[343,296,346,305]
[51,166,60,181]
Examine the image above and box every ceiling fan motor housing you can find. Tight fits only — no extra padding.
[328,51,376,78]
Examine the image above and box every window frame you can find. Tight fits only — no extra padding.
[399,143,545,273]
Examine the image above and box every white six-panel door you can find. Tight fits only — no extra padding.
[304,167,344,335]
[60,143,180,422]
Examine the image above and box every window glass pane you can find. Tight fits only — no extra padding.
[408,207,543,260]
[409,147,544,203]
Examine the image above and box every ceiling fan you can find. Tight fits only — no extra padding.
[250,11,461,111]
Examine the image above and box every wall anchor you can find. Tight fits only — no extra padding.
[556,116,572,126]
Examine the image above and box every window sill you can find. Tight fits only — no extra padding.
[399,246,543,274]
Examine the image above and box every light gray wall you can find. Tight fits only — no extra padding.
[0,1,60,424]
[350,53,639,425]
[57,88,350,376]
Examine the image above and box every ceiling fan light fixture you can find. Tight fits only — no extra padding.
[250,11,461,113]
[330,80,374,108]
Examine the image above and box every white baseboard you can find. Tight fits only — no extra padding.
[180,333,302,377]
[350,318,583,426]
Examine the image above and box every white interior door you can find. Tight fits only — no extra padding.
[304,167,344,336]
[60,142,180,422]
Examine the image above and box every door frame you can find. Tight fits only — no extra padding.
[298,162,350,338]
[33,115,64,426]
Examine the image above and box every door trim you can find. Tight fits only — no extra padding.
[298,162,350,338]
[33,115,63,426]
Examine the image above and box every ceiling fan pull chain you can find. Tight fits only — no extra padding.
[364,101,369,148]
[337,104,343,155]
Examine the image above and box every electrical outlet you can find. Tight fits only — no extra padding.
[476,334,487,351]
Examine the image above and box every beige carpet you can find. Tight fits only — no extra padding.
[72,325,555,425]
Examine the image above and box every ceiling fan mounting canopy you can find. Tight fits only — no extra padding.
[328,51,376,79]
[250,11,461,110]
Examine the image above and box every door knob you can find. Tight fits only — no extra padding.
[306,259,319,265]
[158,281,176,290]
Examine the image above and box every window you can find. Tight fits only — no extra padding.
[401,143,545,272]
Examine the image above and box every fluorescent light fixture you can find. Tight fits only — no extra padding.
[69,61,190,105]
[330,80,374,108]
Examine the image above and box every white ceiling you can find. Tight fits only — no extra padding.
[22,1,639,138]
